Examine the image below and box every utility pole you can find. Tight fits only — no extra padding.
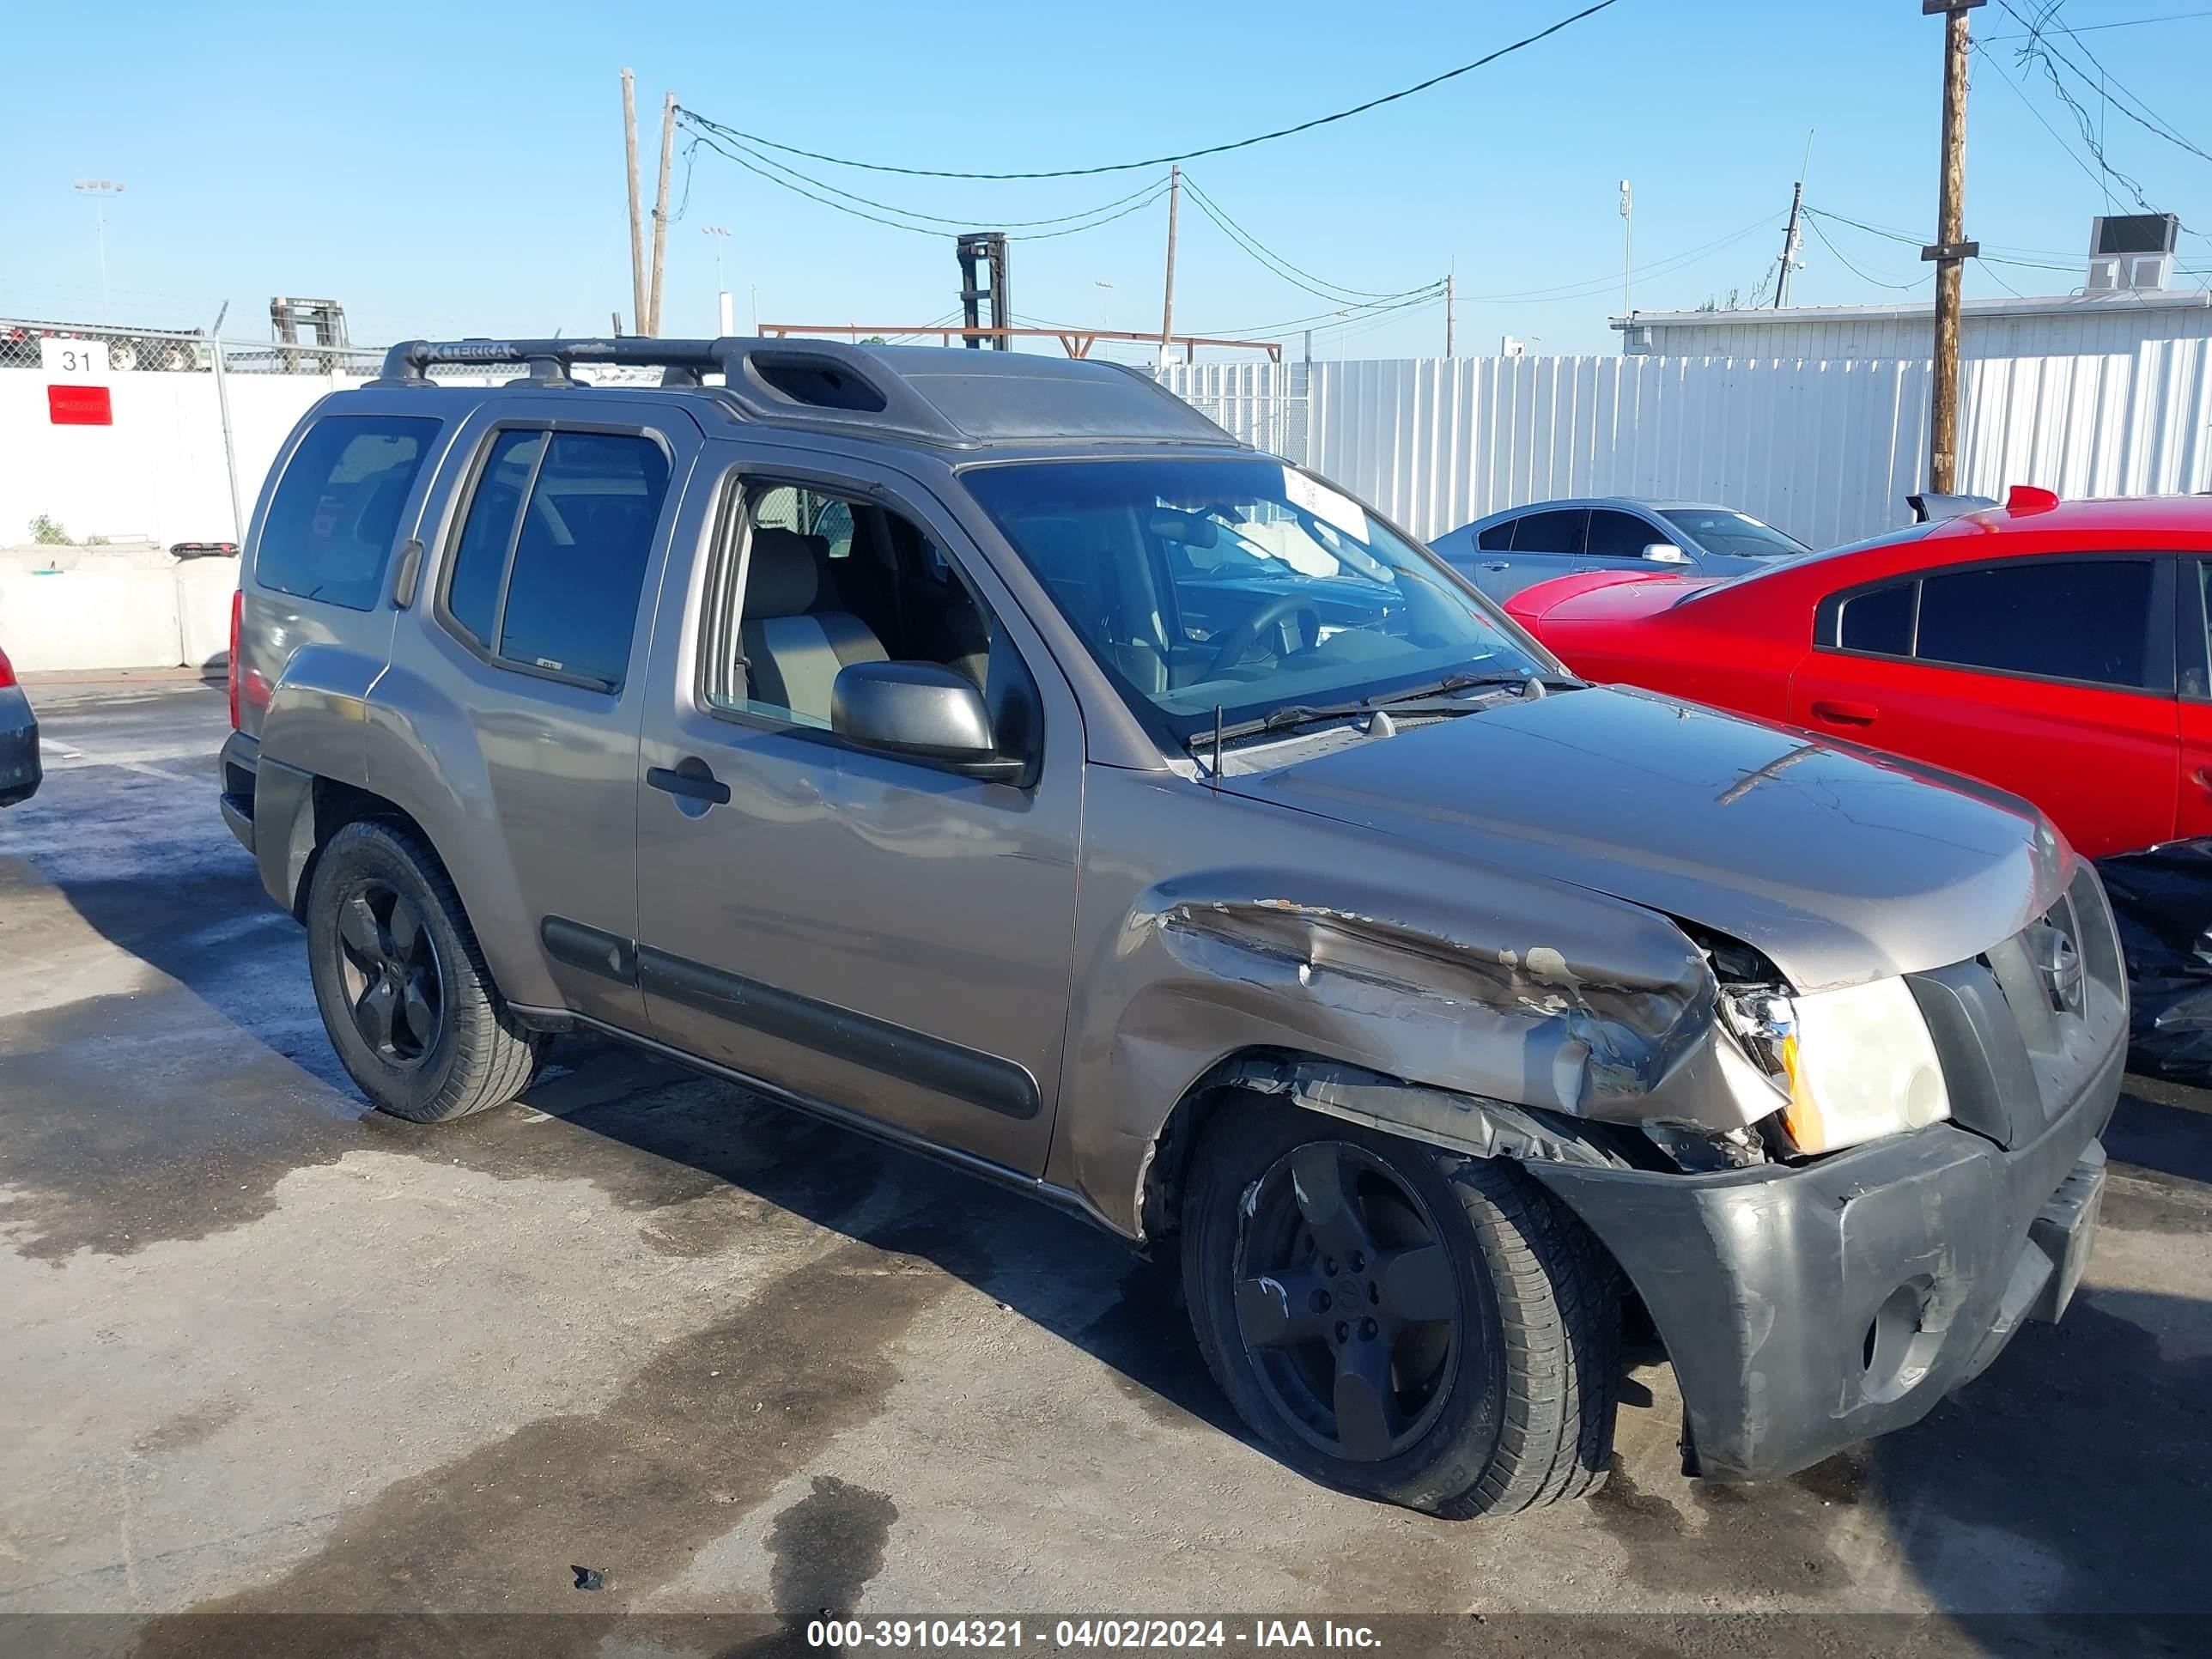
[1773,180,1804,307]
[1923,0,1982,495]
[622,70,647,340]
[646,90,678,335]
[1158,164,1181,367]
[1444,270,1455,356]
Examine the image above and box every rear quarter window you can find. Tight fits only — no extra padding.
[255,416,440,611]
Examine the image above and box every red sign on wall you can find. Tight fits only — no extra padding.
[48,385,113,425]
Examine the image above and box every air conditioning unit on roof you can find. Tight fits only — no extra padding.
[2087,213,2179,292]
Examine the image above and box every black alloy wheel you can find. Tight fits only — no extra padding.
[333,880,444,1068]
[1232,1140,1462,1462]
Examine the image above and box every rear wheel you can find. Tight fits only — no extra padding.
[305,820,540,1122]
[1181,1098,1620,1516]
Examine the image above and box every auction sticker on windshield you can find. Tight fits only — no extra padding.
[1283,466,1370,543]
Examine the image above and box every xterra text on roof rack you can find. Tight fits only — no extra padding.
[217,336,2122,1516]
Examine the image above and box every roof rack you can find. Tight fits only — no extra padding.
[372,336,978,445]
[368,336,1242,453]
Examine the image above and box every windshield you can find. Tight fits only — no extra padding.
[963,457,1553,745]
[1661,507,1809,560]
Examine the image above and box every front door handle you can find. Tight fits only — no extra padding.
[1809,699,1881,726]
[648,760,731,807]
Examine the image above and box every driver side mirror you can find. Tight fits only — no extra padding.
[1640,542,1692,565]
[831,660,1026,784]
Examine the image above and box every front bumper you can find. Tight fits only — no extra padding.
[1528,1030,2123,1483]
[0,684,40,807]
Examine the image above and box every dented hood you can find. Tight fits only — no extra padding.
[1225,684,2067,993]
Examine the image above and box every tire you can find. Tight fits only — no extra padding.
[305,818,541,1123]
[1181,1097,1620,1516]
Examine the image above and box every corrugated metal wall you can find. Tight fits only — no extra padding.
[1635,295,2212,362]
[1162,343,2212,548]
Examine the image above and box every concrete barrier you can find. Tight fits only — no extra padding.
[0,544,237,673]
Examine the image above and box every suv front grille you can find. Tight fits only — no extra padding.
[1906,865,2127,1150]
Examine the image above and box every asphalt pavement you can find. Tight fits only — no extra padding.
[3,681,2207,1658]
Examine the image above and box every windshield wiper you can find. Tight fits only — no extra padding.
[1191,669,1580,751]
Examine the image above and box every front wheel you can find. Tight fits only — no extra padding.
[305,819,541,1122]
[1181,1099,1620,1516]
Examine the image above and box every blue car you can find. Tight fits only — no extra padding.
[1429,496,1812,602]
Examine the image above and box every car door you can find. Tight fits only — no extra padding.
[630,450,1081,1176]
[2179,556,2212,840]
[393,397,699,1032]
[1788,554,2180,859]
[1468,507,1589,601]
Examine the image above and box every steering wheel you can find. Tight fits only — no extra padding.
[1203,596,1323,680]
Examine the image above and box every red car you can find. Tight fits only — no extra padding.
[1503,489,2210,863]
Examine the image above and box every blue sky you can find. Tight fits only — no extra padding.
[6,1,2212,358]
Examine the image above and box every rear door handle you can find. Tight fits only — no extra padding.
[1479,560,1510,572]
[648,760,731,806]
[2195,767,2212,794]
[1809,699,1881,726]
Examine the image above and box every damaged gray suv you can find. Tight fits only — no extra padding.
[219,337,2124,1516]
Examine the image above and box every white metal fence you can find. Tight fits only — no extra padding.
[12,322,2212,556]
[1162,345,2212,549]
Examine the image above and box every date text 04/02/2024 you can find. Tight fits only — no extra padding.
[805,1621,1384,1650]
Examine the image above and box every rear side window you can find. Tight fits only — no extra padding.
[440,428,672,689]
[1915,559,2154,688]
[1838,581,1914,655]
[1512,509,1587,555]
[1476,518,1516,551]
[256,416,438,610]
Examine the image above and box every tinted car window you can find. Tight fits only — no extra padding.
[1476,518,1516,551]
[1512,509,1586,555]
[1838,582,1914,655]
[1914,558,2154,689]
[1584,510,1656,558]
[1661,508,1809,560]
[495,433,671,687]
[445,429,544,644]
[256,416,438,610]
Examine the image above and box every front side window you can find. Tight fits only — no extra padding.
[1661,508,1809,561]
[963,457,1549,747]
[701,480,1032,750]
[1915,558,2154,689]
[440,428,671,689]
[1584,509,1658,559]
[257,415,439,610]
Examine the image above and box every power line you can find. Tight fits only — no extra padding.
[2007,0,2212,166]
[1804,207,2083,273]
[1180,174,1434,303]
[680,127,1172,240]
[674,1,1627,180]
[1803,214,1928,290]
[1461,210,1783,303]
[682,127,1170,231]
[1983,7,2212,41]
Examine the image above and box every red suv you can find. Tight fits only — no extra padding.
[1504,489,2211,863]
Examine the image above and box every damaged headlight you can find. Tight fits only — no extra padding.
[1720,977,1950,1157]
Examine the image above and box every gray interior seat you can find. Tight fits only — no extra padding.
[741,527,887,725]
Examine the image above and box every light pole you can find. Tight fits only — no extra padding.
[1094,279,1114,329]
[74,179,124,310]
[1619,179,1633,322]
[702,224,732,334]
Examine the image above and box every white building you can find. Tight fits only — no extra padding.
[1613,288,2212,361]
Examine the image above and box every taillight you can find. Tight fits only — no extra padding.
[0,644,15,690]
[228,588,244,730]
